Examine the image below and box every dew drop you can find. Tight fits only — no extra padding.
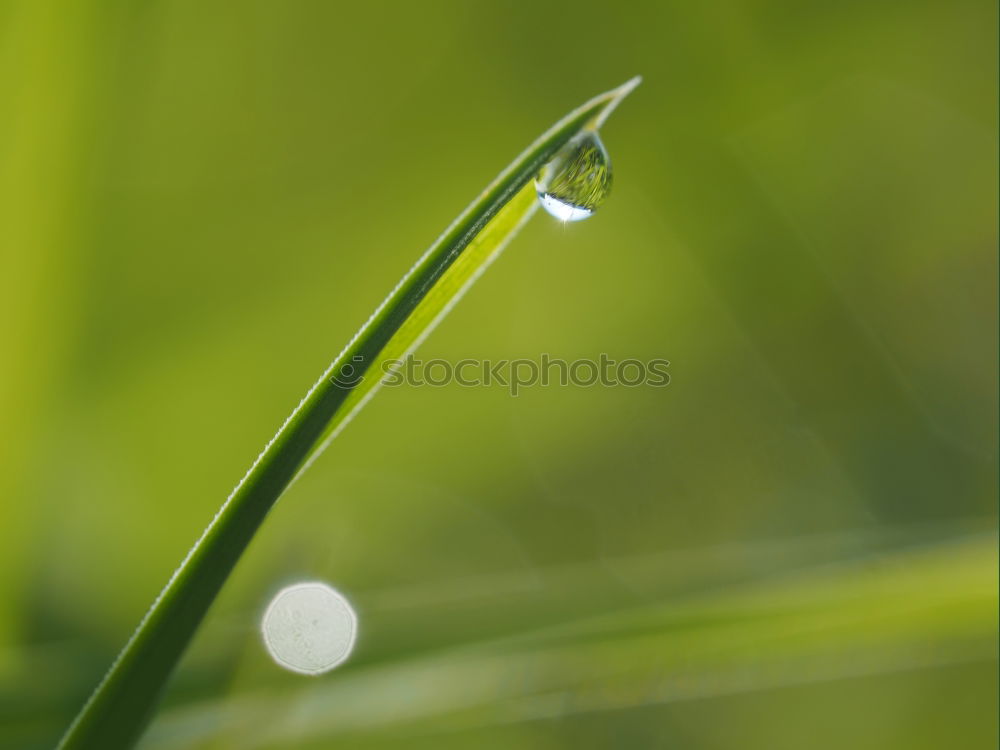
[535,130,612,222]
[261,582,357,675]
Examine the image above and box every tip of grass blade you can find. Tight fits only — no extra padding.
[617,75,644,97]
[591,75,643,129]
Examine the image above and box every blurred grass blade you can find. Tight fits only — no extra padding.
[57,76,642,750]
[146,531,999,749]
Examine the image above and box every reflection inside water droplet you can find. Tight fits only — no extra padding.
[261,582,357,675]
[535,130,612,222]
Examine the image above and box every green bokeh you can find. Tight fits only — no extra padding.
[1,1,996,748]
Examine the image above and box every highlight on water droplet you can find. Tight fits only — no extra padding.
[534,130,612,222]
[261,581,357,675]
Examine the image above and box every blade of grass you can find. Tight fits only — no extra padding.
[57,76,642,750]
[138,530,998,749]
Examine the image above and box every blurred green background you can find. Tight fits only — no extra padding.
[1,1,997,748]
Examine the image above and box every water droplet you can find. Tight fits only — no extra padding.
[535,130,612,222]
[261,582,357,675]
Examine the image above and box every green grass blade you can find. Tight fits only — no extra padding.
[143,530,998,749]
[56,76,641,750]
